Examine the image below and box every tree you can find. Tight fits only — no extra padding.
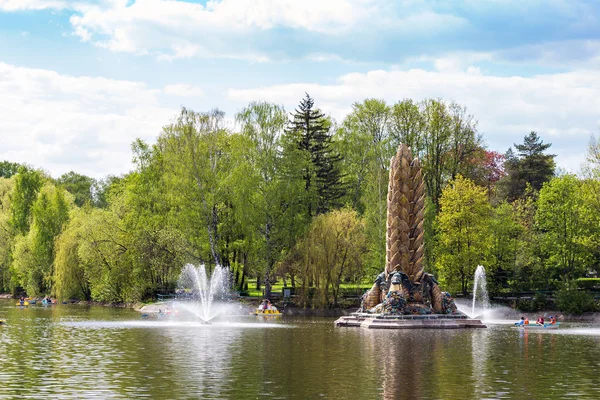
[234,102,288,297]
[292,209,366,307]
[468,150,506,198]
[407,99,483,207]
[0,161,23,178]
[11,184,71,295]
[160,107,231,267]
[436,176,492,295]
[285,94,345,217]
[53,208,91,300]
[337,99,392,275]
[0,177,15,291]
[9,166,43,235]
[499,131,556,201]
[536,175,592,281]
[56,171,95,207]
[488,203,523,291]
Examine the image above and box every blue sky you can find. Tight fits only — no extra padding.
[1,0,599,177]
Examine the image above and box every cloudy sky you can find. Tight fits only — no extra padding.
[1,0,599,178]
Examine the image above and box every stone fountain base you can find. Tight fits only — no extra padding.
[334,312,486,329]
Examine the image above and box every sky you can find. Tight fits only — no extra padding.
[0,0,599,178]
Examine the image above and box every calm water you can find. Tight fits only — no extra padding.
[1,300,600,399]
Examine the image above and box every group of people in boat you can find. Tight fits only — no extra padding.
[515,315,557,326]
[258,299,278,312]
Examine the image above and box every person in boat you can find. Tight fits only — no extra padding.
[524,317,529,324]
[516,316,525,326]
[258,300,267,311]
[536,316,545,325]
[549,316,556,324]
[19,297,24,306]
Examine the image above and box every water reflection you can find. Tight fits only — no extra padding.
[2,301,600,399]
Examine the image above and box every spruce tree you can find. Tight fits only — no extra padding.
[286,94,345,216]
[500,131,556,201]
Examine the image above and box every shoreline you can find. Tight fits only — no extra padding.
[3,295,600,322]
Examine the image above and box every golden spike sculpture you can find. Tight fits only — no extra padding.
[359,143,447,314]
[385,144,425,282]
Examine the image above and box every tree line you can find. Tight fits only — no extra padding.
[0,94,597,310]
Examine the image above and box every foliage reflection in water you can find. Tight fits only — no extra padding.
[1,301,600,399]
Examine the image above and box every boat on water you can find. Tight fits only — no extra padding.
[252,309,282,316]
[16,301,29,307]
[0,319,6,325]
[514,322,560,329]
[252,299,282,316]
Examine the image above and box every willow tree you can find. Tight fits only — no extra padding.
[0,177,15,291]
[9,166,43,235]
[10,183,71,295]
[53,208,91,300]
[295,209,366,307]
[436,175,492,295]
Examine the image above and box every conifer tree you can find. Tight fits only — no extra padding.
[285,94,345,216]
[499,131,556,201]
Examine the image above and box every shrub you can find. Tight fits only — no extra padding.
[555,281,597,315]
[516,299,534,312]
[515,292,549,312]
[576,278,600,290]
[529,292,548,311]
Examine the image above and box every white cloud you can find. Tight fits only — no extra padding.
[65,0,384,60]
[228,67,600,172]
[0,62,176,178]
[61,0,470,61]
[163,83,204,97]
[0,0,68,11]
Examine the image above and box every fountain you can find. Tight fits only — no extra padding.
[177,264,231,323]
[335,144,485,329]
[471,265,490,318]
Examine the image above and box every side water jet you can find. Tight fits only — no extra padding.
[471,265,490,319]
[178,264,230,323]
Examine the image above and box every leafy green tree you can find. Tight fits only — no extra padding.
[160,107,231,267]
[536,175,592,281]
[234,102,288,296]
[120,141,188,298]
[436,175,492,295]
[11,184,71,295]
[92,175,121,208]
[388,99,424,154]
[488,203,523,291]
[0,177,15,291]
[56,171,95,207]
[509,190,545,290]
[337,98,391,275]
[9,166,43,235]
[0,161,23,178]
[397,99,482,207]
[53,208,91,300]
[293,209,366,307]
[74,207,135,302]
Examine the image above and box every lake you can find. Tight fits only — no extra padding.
[1,300,600,399]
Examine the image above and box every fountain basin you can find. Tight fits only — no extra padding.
[335,313,486,329]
